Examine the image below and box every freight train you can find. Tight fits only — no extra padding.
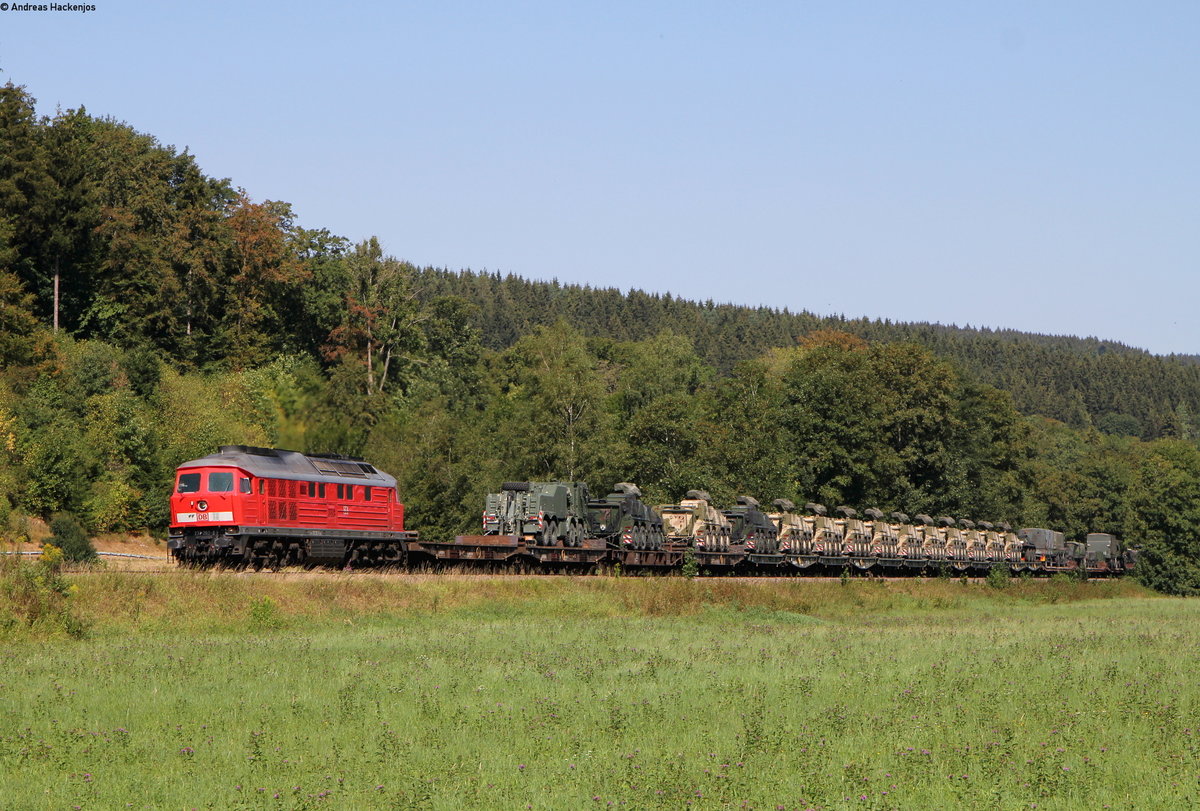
[169,446,1136,576]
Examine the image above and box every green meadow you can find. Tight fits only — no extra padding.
[1,568,1196,809]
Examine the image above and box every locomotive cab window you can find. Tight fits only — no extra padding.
[258,479,266,495]
[336,484,344,500]
[318,483,326,499]
[208,471,234,492]
[177,473,201,493]
[239,478,251,494]
[364,486,372,502]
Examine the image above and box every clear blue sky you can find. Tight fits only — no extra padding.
[2,1,1196,354]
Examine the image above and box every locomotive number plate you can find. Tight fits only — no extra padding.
[176,512,234,522]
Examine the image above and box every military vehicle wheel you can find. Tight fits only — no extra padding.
[542,519,558,546]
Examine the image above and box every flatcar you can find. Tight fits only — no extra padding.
[168,445,416,568]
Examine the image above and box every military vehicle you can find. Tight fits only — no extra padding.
[482,481,592,546]
[888,512,923,558]
[939,516,966,561]
[835,506,871,556]
[589,482,664,550]
[722,495,778,553]
[914,515,944,561]
[1018,527,1067,566]
[658,490,733,552]
[958,519,986,562]
[863,508,899,557]
[806,503,845,555]
[977,521,1003,561]
[999,523,1023,562]
[770,499,815,555]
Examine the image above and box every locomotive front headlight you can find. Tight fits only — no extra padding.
[197,500,208,511]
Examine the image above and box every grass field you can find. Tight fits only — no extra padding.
[1,567,1196,809]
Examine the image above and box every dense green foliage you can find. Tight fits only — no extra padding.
[1,79,1198,592]
[48,511,95,562]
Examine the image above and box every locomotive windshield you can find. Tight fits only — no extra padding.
[177,473,201,493]
[208,471,234,492]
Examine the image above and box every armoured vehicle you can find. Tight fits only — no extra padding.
[770,499,815,555]
[658,490,733,552]
[589,482,664,550]
[863,508,900,557]
[482,481,591,546]
[722,495,779,553]
[806,503,845,555]
[886,513,923,558]
[835,506,871,556]
[914,515,945,561]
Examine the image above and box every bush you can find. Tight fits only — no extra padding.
[681,547,699,579]
[49,512,96,562]
[986,563,1011,589]
[0,553,88,639]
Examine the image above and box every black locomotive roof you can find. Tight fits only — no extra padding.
[177,445,397,488]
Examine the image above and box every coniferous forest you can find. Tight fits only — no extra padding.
[2,81,1199,592]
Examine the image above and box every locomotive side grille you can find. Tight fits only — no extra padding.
[287,501,297,521]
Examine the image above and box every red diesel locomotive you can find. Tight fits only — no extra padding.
[168,445,416,568]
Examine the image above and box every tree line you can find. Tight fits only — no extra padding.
[1,79,1199,592]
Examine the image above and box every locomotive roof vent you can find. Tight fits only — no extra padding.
[310,457,370,478]
[220,444,280,457]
